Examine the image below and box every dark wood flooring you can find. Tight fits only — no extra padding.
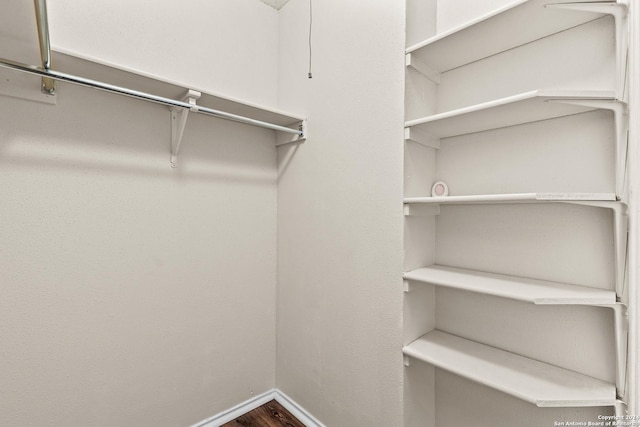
[221,400,306,427]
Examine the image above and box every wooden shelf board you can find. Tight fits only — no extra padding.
[52,49,305,127]
[404,265,616,305]
[406,0,607,73]
[403,192,617,205]
[403,330,616,407]
[405,90,616,138]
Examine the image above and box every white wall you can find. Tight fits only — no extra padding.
[0,1,280,426]
[47,0,280,106]
[276,0,405,425]
[436,0,515,33]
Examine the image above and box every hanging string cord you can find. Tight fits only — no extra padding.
[308,0,313,78]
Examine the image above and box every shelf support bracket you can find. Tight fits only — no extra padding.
[603,303,629,399]
[569,201,628,301]
[614,399,628,419]
[549,99,628,198]
[403,355,412,367]
[406,53,441,85]
[583,302,628,401]
[403,279,416,293]
[545,2,628,99]
[170,89,201,168]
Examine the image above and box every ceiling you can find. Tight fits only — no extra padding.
[259,0,291,10]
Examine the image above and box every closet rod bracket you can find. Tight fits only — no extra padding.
[170,89,201,168]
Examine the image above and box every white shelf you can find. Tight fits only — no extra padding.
[403,192,617,205]
[406,0,608,73]
[403,330,616,407]
[53,50,306,129]
[404,265,616,305]
[405,90,616,138]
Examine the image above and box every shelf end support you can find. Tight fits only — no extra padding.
[403,355,412,367]
[403,279,416,293]
[275,119,307,146]
[404,204,441,217]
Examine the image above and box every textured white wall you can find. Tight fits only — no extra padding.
[0,1,280,426]
[276,0,405,425]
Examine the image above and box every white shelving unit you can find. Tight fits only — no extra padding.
[404,264,629,397]
[404,192,617,205]
[0,47,307,167]
[403,330,617,408]
[54,51,308,166]
[405,90,617,138]
[403,195,627,299]
[406,0,609,74]
[403,265,616,305]
[54,51,307,134]
[403,0,631,424]
[404,91,628,196]
[406,0,628,97]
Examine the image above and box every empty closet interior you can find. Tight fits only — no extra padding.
[403,0,632,426]
[1,0,637,426]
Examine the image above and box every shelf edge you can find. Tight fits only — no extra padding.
[52,46,307,123]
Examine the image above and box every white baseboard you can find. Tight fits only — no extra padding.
[273,389,324,427]
[191,388,324,427]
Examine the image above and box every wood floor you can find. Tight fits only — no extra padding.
[221,400,306,427]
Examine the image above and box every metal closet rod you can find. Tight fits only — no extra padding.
[0,57,303,136]
[33,0,55,94]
